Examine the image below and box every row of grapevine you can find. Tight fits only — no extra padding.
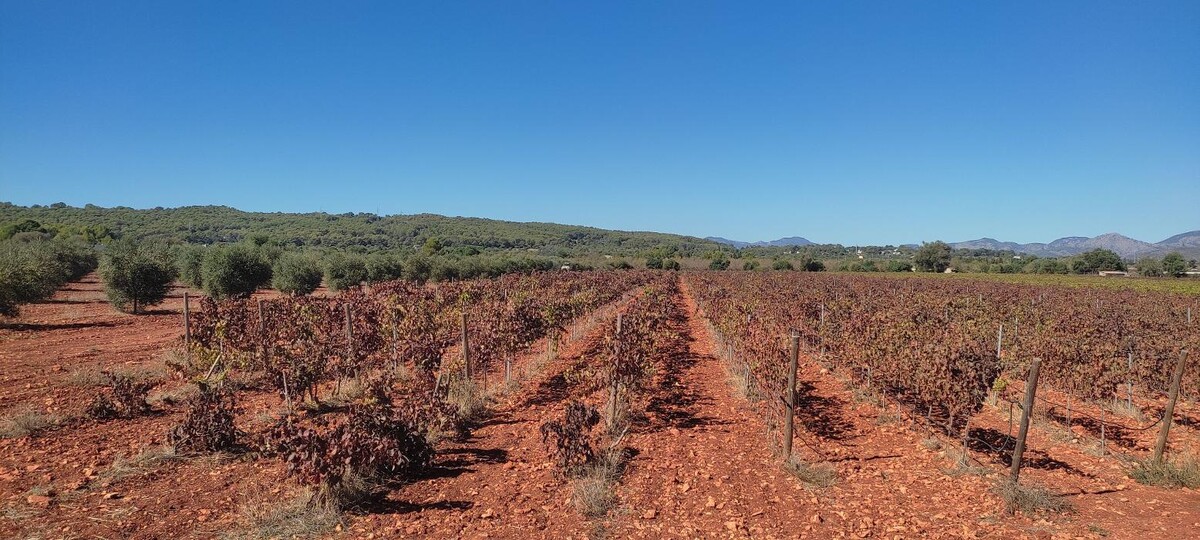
[188,270,656,403]
[686,272,1198,437]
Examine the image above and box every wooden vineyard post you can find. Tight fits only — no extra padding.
[504,357,512,387]
[257,299,266,365]
[1007,402,1014,439]
[1127,349,1134,409]
[819,304,826,357]
[1152,349,1188,463]
[461,310,472,380]
[1010,358,1041,483]
[996,324,1004,360]
[783,331,800,459]
[744,362,752,398]
[1100,408,1107,456]
[183,292,191,351]
[343,303,353,353]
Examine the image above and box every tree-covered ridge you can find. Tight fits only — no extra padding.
[0,202,721,257]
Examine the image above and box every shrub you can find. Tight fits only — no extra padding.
[772,259,793,271]
[742,260,760,271]
[169,383,241,453]
[323,253,369,292]
[662,258,681,271]
[708,257,731,271]
[87,372,155,419]
[272,253,323,296]
[645,256,663,269]
[606,260,634,270]
[541,401,601,479]
[264,405,434,509]
[100,239,177,313]
[201,245,272,299]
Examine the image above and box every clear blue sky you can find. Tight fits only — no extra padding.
[2,1,1197,245]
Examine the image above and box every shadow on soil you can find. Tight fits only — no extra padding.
[641,297,729,433]
[966,427,1095,478]
[1044,408,1137,449]
[792,380,855,441]
[1,320,121,331]
[351,498,474,515]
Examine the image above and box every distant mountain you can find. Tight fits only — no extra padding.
[705,237,752,248]
[706,236,813,248]
[951,231,1200,259]
[1157,230,1200,250]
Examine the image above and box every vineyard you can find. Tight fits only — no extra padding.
[1,269,1198,538]
[687,272,1198,450]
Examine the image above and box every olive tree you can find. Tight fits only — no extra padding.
[324,252,369,291]
[201,245,272,299]
[100,240,177,314]
[271,252,323,295]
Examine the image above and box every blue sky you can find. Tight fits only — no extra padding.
[2,1,1197,245]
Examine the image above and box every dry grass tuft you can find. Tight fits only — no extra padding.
[1128,456,1200,489]
[572,447,624,519]
[65,367,107,387]
[782,455,837,488]
[100,445,181,484]
[875,409,901,425]
[221,487,339,540]
[920,437,942,450]
[992,479,1071,515]
[1107,399,1147,422]
[726,363,760,403]
[0,408,62,439]
[444,377,491,425]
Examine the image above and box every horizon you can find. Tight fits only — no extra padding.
[2,2,1198,245]
[4,200,1196,248]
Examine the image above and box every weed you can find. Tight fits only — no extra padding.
[1107,399,1146,422]
[1128,456,1200,489]
[781,455,837,488]
[992,479,1071,515]
[0,408,61,438]
[444,377,491,425]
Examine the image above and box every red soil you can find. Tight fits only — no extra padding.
[0,274,1195,539]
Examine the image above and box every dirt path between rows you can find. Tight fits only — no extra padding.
[610,279,1109,539]
[339,293,639,539]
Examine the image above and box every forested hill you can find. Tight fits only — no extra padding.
[0,202,720,257]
